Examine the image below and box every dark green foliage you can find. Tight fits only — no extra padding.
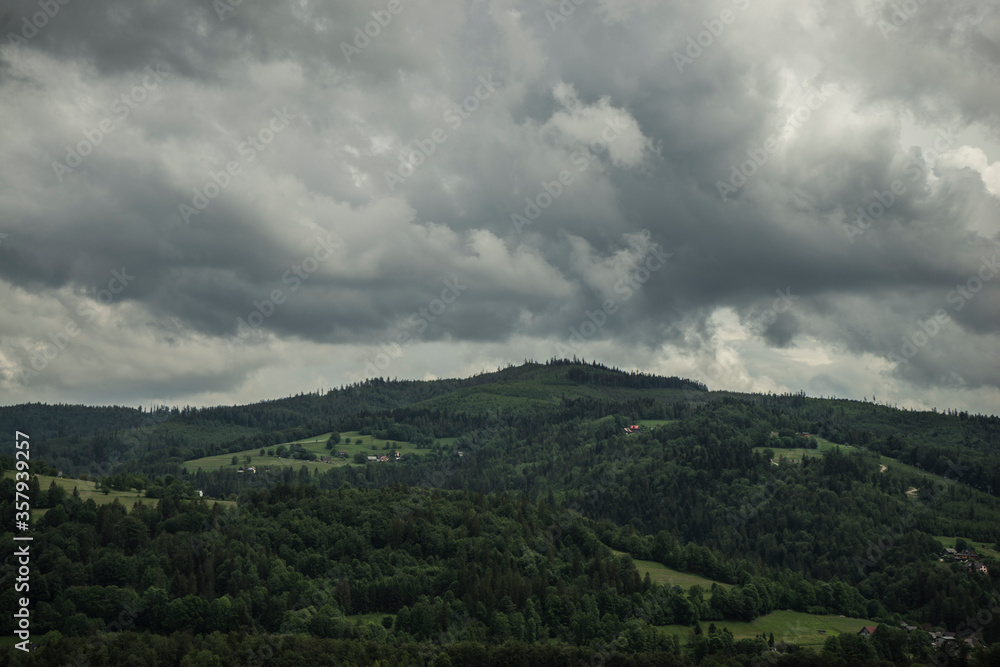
[2,360,999,666]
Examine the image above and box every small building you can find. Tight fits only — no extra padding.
[931,631,957,648]
[967,561,988,574]
[366,455,378,462]
[395,451,401,460]
[247,466,256,474]
[859,626,877,638]
[237,467,244,473]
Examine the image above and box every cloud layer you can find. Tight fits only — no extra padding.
[1,0,998,413]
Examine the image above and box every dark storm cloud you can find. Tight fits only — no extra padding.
[0,0,997,411]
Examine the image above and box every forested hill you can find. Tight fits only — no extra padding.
[1,359,995,484]
[3,360,1000,665]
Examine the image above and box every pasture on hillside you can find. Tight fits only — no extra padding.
[606,547,733,591]
[3,471,235,519]
[658,609,877,648]
[181,430,441,473]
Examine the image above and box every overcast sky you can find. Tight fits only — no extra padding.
[1,0,998,414]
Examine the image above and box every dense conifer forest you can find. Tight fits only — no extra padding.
[3,360,999,665]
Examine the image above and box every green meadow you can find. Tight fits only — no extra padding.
[181,430,441,473]
[659,609,875,648]
[638,419,676,428]
[3,471,235,519]
[607,548,733,590]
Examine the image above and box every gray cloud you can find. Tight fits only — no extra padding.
[0,0,998,414]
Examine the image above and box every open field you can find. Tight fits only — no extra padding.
[347,613,391,625]
[638,419,676,428]
[662,609,876,648]
[753,439,982,495]
[755,447,824,463]
[3,471,235,518]
[182,430,437,473]
[753,437,845,463]
[607,548,733,590]
[659,610,875,648]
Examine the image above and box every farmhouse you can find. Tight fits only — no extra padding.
[940,547,981,562]
[930,631,957,648]
[858,626,877,638]
[623,425,641,434]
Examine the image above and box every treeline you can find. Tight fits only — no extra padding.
[9,630,1000,667]
[280,398,1000,634]
[4,479,994,666]
[0,483,870,651]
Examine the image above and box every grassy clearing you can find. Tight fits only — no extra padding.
[607,548,733,590]
[638,419,676,428]
[181,430,436,473]
[2,471,235,519]
[754,448,823,463]
[347,612,392,625]
[658,610,874,648]
[752,436,847,463]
